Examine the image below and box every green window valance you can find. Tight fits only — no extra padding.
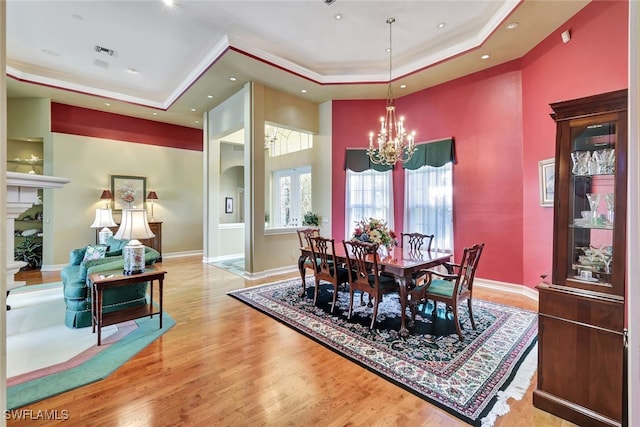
[344,149,394,172]
[403,137,456,170]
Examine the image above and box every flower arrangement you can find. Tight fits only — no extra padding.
[352,217,397,249]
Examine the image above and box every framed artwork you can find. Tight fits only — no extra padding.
[538,158,555,207]
[111,175,146,211]
[225,197,233,214]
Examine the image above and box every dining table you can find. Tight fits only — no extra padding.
[298,244,452,337]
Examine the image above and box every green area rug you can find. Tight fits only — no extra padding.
[7,283,175,410]
[228,277,538,427]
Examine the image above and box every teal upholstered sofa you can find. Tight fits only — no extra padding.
[61,237,160,328]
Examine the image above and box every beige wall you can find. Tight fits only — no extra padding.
[205,82,331,276]
[6,98,50,138]
[46,133,203,266]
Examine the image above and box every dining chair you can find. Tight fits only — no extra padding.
[407,242,485,340]
[342,239,399,329]
[400,232,434,253]
[398,232,435,287]
[297,228,321,293]
[309,236,350,311]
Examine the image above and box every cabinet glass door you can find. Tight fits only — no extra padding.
[568,121,616,286]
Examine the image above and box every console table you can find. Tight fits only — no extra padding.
[97,221,163,261]
[89,265,167,345]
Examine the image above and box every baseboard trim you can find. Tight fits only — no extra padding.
[474,278,539,301]
[40,264,67,272]
[162,250,202,259]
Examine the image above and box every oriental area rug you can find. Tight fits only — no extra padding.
[228,277,538,427]
[6,282,175,410]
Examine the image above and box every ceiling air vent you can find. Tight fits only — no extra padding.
[94,45,117,57]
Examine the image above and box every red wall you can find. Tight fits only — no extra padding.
[520,0,628,288]
[331,0,628,287]
[51,103,203,151]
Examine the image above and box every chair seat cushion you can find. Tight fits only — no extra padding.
[368,274,397,290]
[425,279,455,297]
[334,266,350,283]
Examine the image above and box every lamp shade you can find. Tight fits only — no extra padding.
[90,209,117,228]
[114,209,155,240]
[147,191,158,200]
[100,189,113,200]
[115,209,155,275]
[90,209,117,245]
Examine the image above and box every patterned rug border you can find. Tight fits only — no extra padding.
[228,277,538,426]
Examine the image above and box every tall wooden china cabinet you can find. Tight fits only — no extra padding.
[534,89,627,427]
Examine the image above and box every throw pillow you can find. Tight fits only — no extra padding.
[106,236,128,252]
[106,249,123,257]
[81,244,108,265]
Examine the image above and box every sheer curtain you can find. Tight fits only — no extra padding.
[345,169,394,238]
[404,163,453,253]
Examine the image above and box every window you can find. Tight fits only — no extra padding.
[404,163,453,252]
[345,169,394,238]
[265,124,313,157]
[273,166,312,227]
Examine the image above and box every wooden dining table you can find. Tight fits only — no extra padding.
[298,244,452,337]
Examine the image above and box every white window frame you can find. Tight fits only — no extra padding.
[273,165,312,228]
[403,163,453,253]
[345,168,394,238]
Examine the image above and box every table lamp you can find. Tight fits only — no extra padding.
[147,191,159,220]
[114,208,155,275]
[100,189,113,209]
[90,208,118,244]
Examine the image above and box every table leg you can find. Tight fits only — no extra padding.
[297,254,307,297]
[159,278,163,329]
[97,287,103,346]
[149,280,154,319]
[395,276,409,338]
[91,283,96,333]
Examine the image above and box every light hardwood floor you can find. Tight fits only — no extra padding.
[9,257,576,426]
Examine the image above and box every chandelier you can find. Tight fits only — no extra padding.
[265,126,278,148]
[367,17,416,166]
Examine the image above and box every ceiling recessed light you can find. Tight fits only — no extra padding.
[105,103,111,106]
[207,95,213,99]
[163,0,174,7]
[152,112,158,116]
[334,13,342,20]
[195,120,200,124]
[300,89,308,94]
[400,84,407,89]
[437,22,446,29]
[507,22,519,30]
[481,54,491,60]
[190,108,196,112]
[229,77,237,82]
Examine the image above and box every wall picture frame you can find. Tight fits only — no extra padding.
[538,158,555,207]
[225,197,233,214]
[111,175,147,211]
